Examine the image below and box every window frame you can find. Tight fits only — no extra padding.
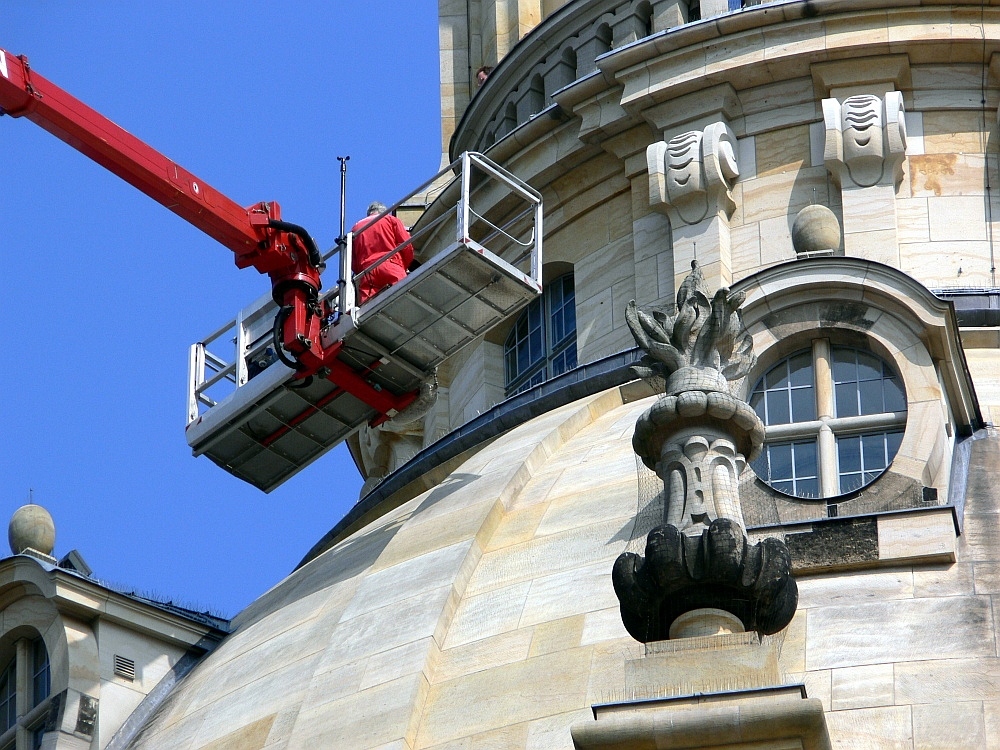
[504,273,577,396]
[749,339,907,500]
[0,658,15,735]
[0,636,51,750]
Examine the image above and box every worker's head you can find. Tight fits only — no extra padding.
[367,201,387,216]
[475,66,493,88]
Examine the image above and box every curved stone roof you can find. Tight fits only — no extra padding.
[125,386,652,748]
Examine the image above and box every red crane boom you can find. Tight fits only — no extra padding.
[0,47,414,422]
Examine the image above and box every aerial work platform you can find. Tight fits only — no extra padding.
[185,153,543,491]
[0,49,541,491]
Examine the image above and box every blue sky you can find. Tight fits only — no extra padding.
[1,3,441,616]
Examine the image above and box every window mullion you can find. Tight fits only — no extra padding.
[826,412,908,436]
[763,420,822,442]
[813,339,839,498]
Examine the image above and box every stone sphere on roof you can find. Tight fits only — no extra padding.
[791,204,842,255]
[9,504,55,556]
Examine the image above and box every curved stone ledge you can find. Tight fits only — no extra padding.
[452,0,1000,159]
[453,0,692,156]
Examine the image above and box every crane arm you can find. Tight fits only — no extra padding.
[0,48,275,261]
[0,47,415,422]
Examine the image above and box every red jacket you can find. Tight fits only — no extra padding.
[351,213,413,304]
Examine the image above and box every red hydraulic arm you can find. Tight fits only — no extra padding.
[0,47,413,422]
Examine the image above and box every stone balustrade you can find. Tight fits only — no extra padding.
[451,0,780,156]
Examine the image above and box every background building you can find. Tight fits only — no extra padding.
[4,0,1000,747]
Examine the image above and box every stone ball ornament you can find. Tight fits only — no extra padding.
[791,204,842,255]
[9,503,56,556]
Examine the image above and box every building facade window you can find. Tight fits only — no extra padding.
[0,659,15,734]
[749,340,907,499]
[504,273,577,395]
[31,640,48,709]
[0,637,51,750]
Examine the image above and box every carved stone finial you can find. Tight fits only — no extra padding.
[614,263,797,641]
[626,260,755,393]
[792,204,842,256]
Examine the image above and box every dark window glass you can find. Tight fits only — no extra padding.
[0,659,14,733]
[837,430,904,494]
[835,382,859,417]
[788,351,812,386]
[794,441,817,477]
[32,639,49,707]
[857,351,881,381]
[886,430,904,457]
[766,362,789,390]
[769,443,793,480]
[753,346,907,499]
[885,377,906,412]
[838,436,862,474]
[753,440,818,498]
[832,347,856,383]
[752,350,814,426]
[841,473,864,494]
[833,346,905,420]
[790,387,816,422]
[505,274,577,395]
[796,477,819,498]
[766,390,790,425]
[862,433,887,471]
[859,379,883,415]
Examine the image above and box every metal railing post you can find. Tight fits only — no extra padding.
[533,198,544,287]
[235,307,249,387]
[459,151,472,243]
[187,343,206,424]
[339,234,356,315]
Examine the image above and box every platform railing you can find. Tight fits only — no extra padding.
[341,151,542,318]
[187,151,542,426]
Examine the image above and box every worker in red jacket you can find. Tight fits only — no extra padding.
[351,201,413,304]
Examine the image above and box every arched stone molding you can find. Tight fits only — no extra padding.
[734,257,982,507]
[0,561,101,699]
[0,564,103,750]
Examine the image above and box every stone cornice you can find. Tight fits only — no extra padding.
[453,0,1000,160]
[0,555,228,646]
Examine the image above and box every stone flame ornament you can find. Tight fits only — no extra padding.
[614,261,797,641]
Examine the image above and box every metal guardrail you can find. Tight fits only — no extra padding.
[187,151,543,426]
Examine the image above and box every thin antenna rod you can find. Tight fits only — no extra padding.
[337,156,350,241]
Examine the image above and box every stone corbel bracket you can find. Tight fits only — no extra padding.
[647,121,739,225]
[823,91,907,189]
